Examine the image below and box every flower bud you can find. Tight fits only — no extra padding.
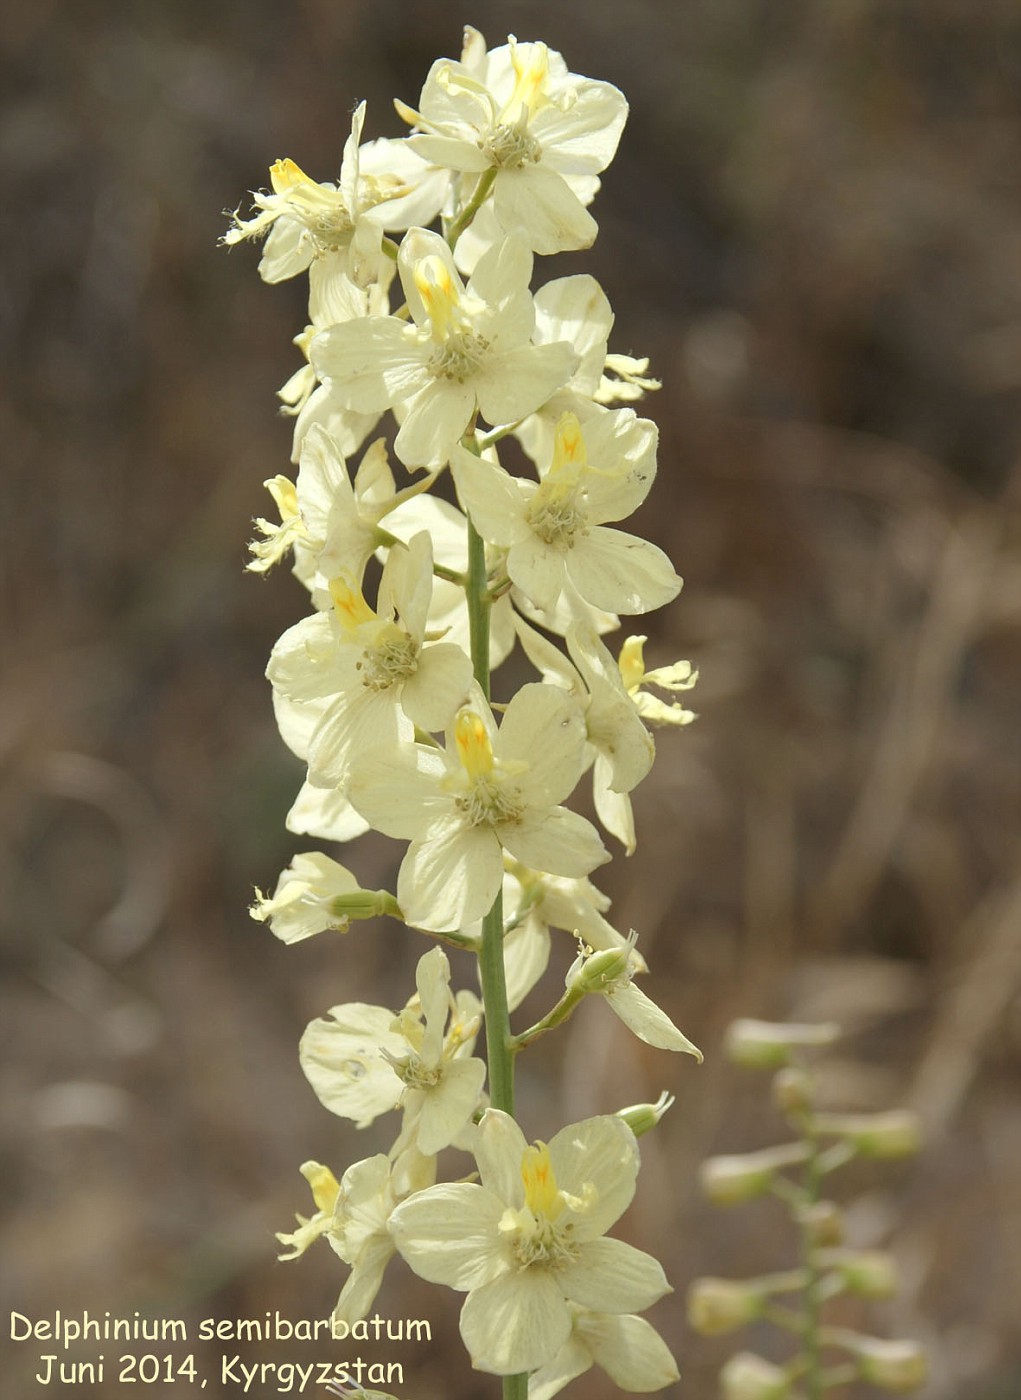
[849,1336,927,1391]
[815,1110,922,1159]
[700,1143,810,1206]
[796,1199,844,1247]
[819,1249,898,1299]
[725,1019,840,1070]
[719,1352,790,1400]
[617,1091,674,1137]
[566,943,631,994]
[687,1277,763,1335]
[772,1066,814,1115]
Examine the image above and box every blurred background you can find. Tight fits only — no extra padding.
[2,1,1020,1396]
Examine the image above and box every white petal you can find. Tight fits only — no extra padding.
[527,1334,594,1400]
[567,529,682,615]
[312,319,427,413]
[307,689,407,788]
[593,773,637,854]
[460,1271,572,1375]
[494,165,598,255]
[415,1058,487,1154]
[507,533,569,613]
[579,411,658,524]
[333,1235,394,1326]
[577,1312,681,1392]
[532,80,628,176]
[450,449,531,547]
[394,380,476,469]
[299,1006,403,1127]
[347,745,449,839]
[473,1107,528,1205]
[389,1183,508,1289]
[401,643,473,733]
[498,683,588,806]
[548,1114,639,1238]
[476,342,580,428]
[398,818,503,932]
[501,807,609,880]
[608,983,703,1058]
[559,1237,670,1313]
[502,912,551,1012]
[286,781,370,842]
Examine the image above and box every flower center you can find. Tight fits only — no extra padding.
[502,1143,583,1269]
[448,709,526,828]
[524,412,591,546]
[357,623,419,690]
[428,331,490,383]
[482,122,542,169]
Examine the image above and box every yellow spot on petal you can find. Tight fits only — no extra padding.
[505,39,551,123]
[329,576,375,632]
[413,254,464,341]
[299,1161,340,1215]
[550,413,588,477]
[520,1142,564,1221]
[270,157,313,194]
[454,709,494,780]
[264,474,300,523]
[618,635,648,692]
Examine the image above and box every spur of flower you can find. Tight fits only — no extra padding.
[267,530,473,789]
[311,228,579,468]
[397,28,628,255]
[388,1108,671,1375]
[452,409,680,616]
[300,947,485,1155]
[348,683,608,932]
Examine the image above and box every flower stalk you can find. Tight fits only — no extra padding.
[227,25,700,1398]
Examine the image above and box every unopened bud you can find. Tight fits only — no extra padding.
[819,1249,898,1299]
[796,1199,844,1247]
[725,1019,840,1070]
[772,1066,814,1115]
[719,1352,790,1400]
[700,1143,810,1206]
[815,1110,922,1159]
[687,1277,763,1335]
[617,1091,674,1137]
[567,943,630,994]
[849,1336,927,1391]
[329,889,401,922]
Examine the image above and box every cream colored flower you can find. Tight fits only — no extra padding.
[389,1109,670,1375]
[300,947,485,1155]
[267,531,473,789]
[452,410,680,616]
[327,1142,437,1326]
[311,229,579,468]
[348,684,607,932]
[398,30,628,255]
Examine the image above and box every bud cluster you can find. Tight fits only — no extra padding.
[226,26,700,1398]
[687,1020,927,1398]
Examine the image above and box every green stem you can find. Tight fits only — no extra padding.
[466,511,491,699]
[448,168,497,250]
[799,1114,825,1400]
[464,465,522,1400]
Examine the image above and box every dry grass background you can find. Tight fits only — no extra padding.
[2,1,1020,1397]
